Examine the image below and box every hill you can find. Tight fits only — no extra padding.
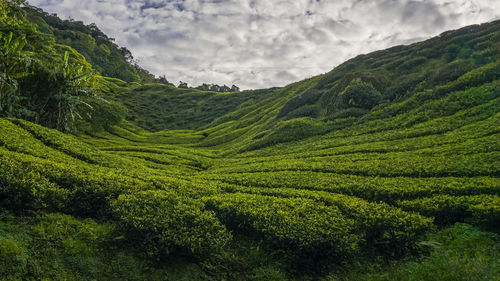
[0,2,499,280]
[23,5,157,83]
[112,20,499,137]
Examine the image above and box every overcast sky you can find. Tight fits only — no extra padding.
[28,0,500,89]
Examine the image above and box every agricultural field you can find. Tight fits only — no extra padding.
[1,69,499,278]
[0,2,499,280]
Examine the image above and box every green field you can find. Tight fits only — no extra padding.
[1,2,500,280]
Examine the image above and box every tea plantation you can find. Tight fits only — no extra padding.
[0,2,499,280]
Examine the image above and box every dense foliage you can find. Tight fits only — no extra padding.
[0,2,499,280]
[194,83,240,93]
[109,83,270,130]
[0,0,126,131]
[23,5,157,83]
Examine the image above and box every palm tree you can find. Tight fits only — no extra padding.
[0,32,32,116]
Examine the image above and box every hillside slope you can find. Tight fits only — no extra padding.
[23,5,156,83]
[112,21,499,146]
[0,7,499,281]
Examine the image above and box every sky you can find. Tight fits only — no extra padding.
[28,0,500,89]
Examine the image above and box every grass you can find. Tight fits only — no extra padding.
[327,223,500,281]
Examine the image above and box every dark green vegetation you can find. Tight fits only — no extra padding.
[0,0,128,132]
[1,1,499,280]
[112,84,272,130]
[23,5,156,83]
[326,223,500,281]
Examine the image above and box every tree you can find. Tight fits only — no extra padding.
[333,79,382,110]
[19,51,99,131]
[220,84,230,92]
[178,81,188,88]
[120,47,133,62]
[0,32,32,116]
[209,84,220,92]
[154,75,173,86]
[0,0,26,27]
[195,83,210,91]
[194,83,240,92]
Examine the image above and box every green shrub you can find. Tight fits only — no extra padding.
[397,56,427,73]
[112,190,231,257]
[328,107,368,119]
[205,193,360,270]
[398,195,500,230]
[386,72,427,99]
[282,104,320,119]
[0,152,69,211]
[219,187,434,258]
[277,89,323,118]
[247,118,330,150]
[332,79,382,110]
[434,60,500,97]
[429,59,474,85]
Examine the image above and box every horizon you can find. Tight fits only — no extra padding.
[28,0,500,90]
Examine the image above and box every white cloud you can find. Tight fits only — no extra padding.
[28,0,500,89]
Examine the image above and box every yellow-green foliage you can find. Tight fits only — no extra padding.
[218,187,434,256]
[113,190,231,256]
[398,194,500,231]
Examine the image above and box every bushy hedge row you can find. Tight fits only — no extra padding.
[0,150,69,211]
[10,118,127,167]
[112,190,231,257]
[201,171,499,203]
[205,193,359,268]
[214,188,434,257]
[209,150,499,177]
[398,194,500,231]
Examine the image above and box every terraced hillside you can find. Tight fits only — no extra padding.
[1,8,499,281]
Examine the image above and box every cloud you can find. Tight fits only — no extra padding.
[28,0,500,89]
